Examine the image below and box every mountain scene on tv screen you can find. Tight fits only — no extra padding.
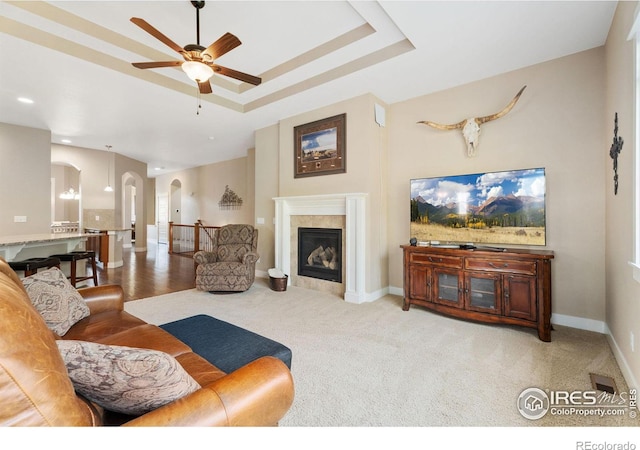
[410,168,546,246]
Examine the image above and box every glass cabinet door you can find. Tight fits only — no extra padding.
[465,272,501,314]
[433,269,462,308]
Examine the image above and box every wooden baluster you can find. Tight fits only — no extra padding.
[194,222,200,253]
[168,221,174,254]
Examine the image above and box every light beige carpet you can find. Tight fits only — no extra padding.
[125,278,637,428]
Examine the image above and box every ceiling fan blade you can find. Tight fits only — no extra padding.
[198,80,213,94]
[213,65,262,85]
[201,32,242,60]
[132,61,183,69]
[130,17,184,55]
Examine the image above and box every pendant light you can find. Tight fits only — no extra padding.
[104,145,113,192]
[59,187,80,200]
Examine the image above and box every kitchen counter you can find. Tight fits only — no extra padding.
[84,228,132,268]
[84,227,132,233]
[0,232,91,262]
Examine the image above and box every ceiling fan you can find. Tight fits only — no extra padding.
[130,1,261,94]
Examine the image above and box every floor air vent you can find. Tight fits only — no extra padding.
[589,373,617,394]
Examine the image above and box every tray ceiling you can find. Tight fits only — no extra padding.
[0,1,616,176]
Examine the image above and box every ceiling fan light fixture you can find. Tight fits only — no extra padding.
[182,61,214,82]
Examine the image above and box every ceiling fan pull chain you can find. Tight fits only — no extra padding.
[196,88,202,115]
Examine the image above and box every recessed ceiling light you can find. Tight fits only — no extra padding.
[61,139,72,144]
[17,97,34,104]
[154,167,164,171]
[208,136,215,140]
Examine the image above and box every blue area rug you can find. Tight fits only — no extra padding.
[160,314,292,373]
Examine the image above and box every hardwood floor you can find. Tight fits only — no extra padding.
[94,241,196,301]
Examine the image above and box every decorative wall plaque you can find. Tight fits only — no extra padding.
[218,185,243,210]
[609,112,623,195]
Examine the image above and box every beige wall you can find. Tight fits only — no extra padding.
[197,156,254,226]
[154,156,254,229]
[52,144,148,245]
[388,48,607,328]
[604,1,639,389]
[0,123,51,235]
[145,177,156,226]
[0,125,149,244]
[154,167,199,228]
[255,93,389,293]
[255,124,280,274]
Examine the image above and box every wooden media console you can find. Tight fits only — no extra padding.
[401,245,554,341]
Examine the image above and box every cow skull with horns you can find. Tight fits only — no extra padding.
[418,86,527,157]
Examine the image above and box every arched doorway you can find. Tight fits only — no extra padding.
[170,179,182,225]
[167,179,184,251]
[122,171,145,251]
[51,162,81,229]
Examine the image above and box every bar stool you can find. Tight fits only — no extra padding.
[50,251,98,287]
[8,257,61,277]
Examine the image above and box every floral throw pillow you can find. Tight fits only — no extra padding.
[21,267,90,336]
[57,340,201,415]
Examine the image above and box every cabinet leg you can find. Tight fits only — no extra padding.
[538,327,551,342]
[402,299,410,311]
[538,315,552,342]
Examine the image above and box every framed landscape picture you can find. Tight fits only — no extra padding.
[294,113,346,178]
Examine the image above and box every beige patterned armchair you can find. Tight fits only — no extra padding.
[194,224,259,292]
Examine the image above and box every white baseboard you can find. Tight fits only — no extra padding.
[550,313,607,334]
[389,286,404,297]
[546,315,638,390]
[256,269,268,279]
[605,324,638,390]
[364,286,389,303]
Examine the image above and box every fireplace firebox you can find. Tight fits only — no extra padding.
[297,227,342,283]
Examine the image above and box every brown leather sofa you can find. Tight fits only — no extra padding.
[0,257,294,426]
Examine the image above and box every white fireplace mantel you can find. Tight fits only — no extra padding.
[274,193,367,303]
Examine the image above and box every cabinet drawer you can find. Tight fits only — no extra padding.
[465,258,536,275]
[410,253,463,268]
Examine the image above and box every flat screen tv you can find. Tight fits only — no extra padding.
[410,168,546,247]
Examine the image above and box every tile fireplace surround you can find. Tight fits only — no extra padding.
[274,193,367,303]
